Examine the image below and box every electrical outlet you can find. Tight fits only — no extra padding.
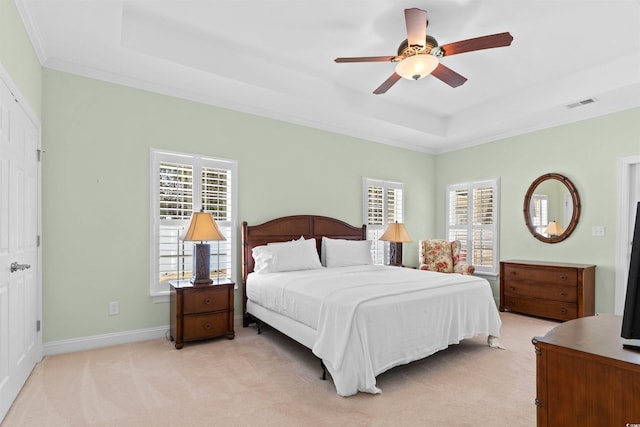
[592,226,605,237]
[109,301,120,316]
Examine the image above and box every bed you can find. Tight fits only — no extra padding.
[242,215,502,396]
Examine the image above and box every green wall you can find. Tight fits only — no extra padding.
[41,69,436,342]
[436,109,640,313]
[0,0,41,117]
[3,2,640,344]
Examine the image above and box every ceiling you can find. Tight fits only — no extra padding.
[16,0,640,154]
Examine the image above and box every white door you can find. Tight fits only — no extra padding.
[0,75,42,422]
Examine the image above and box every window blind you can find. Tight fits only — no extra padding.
[364,178,404,265]
[531,194,549,234]
[151,150,237,297]
[446,178,500,274]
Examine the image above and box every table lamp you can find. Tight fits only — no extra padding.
[380,222,412,266]
[182,209,226,285]
[545,221,564,237]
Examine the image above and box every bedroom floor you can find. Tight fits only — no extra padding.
[3,312,558,427]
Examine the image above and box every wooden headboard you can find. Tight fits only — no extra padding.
[241,215,366,325]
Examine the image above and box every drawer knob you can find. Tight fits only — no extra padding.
[509,285,516,290]
[560,292,567,296]
[559,274,568,281]
[204,323,212,330]
[560,308,567,314]
[204,298,212,305]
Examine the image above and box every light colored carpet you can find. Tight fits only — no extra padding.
[3,312,558,427]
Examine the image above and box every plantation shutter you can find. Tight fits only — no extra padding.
[447,186,470,261]
[531,194,548,234]
[446,178,500,275]
[158,162,194,281]
[364,178,404,265]
[472,185,495,270]
[151,150,237,297]
[201,166,233,278]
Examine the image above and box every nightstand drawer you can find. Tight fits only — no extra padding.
[183,287,230,314]
[503,264,578,286]
[183,312,231,341]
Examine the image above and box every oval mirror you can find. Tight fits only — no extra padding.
[523,173,581,243]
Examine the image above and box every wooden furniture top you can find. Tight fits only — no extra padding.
[502,260,596,269]
[534,314,640,366]
[170,279,234,289]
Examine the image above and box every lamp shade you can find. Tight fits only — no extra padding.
[395,54,439,80]
[183,211,226,242]
[545,221,564,236]
[379,222,412,243]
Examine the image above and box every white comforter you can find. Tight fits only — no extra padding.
[246,265,501,396]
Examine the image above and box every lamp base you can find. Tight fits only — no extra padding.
[190,277,213,285]
[191,243,213,285]
[388,242,403,267]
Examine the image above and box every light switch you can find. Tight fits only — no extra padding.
[592,226,605,237]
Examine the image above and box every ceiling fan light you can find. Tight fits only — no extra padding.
[395,54,439,80]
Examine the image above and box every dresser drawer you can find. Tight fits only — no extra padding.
[182,286,230,314]
[183,312,231,341]
[503,296,577,321]
[503,264,577,286]
[503,281,577,302]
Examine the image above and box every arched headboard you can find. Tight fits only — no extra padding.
[241,215,366,326]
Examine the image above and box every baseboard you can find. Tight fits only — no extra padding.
[44,325,170,356]
[44,315,245,356]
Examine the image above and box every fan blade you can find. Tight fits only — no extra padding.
[334,56,395,63]
[405,8,427,47]
[431,64,467,88]
[373,72,402,94]
[438,32,513,56]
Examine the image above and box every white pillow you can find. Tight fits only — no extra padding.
[252,245,279,274]
[268,236,306,246]
[252,238,322,273]
[322,237,373,268]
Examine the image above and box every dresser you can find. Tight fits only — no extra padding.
[169,279,235,349]
[500,260,595,321]
[532,315,640,426]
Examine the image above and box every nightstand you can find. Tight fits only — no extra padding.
[169,279,235,349]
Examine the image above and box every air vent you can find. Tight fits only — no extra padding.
[566,98,598,109]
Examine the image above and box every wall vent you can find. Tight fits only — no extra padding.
[567,98,598,109]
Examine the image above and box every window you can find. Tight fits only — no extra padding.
[446,178,500,275]
[530,194,548,235]
[363,177,404,265]
[150,149,237,298]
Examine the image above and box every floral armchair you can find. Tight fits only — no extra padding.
[418,239,475,275]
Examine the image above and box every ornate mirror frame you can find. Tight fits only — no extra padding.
[523,173,581,244]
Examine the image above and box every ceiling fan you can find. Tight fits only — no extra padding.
[335,8,514,94]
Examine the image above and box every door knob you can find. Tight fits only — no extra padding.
[10,262,31,273]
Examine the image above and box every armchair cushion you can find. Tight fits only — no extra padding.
[419,239,453,273]
[419,239,475,275]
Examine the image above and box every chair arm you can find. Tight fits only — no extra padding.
[453,263,475,275]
